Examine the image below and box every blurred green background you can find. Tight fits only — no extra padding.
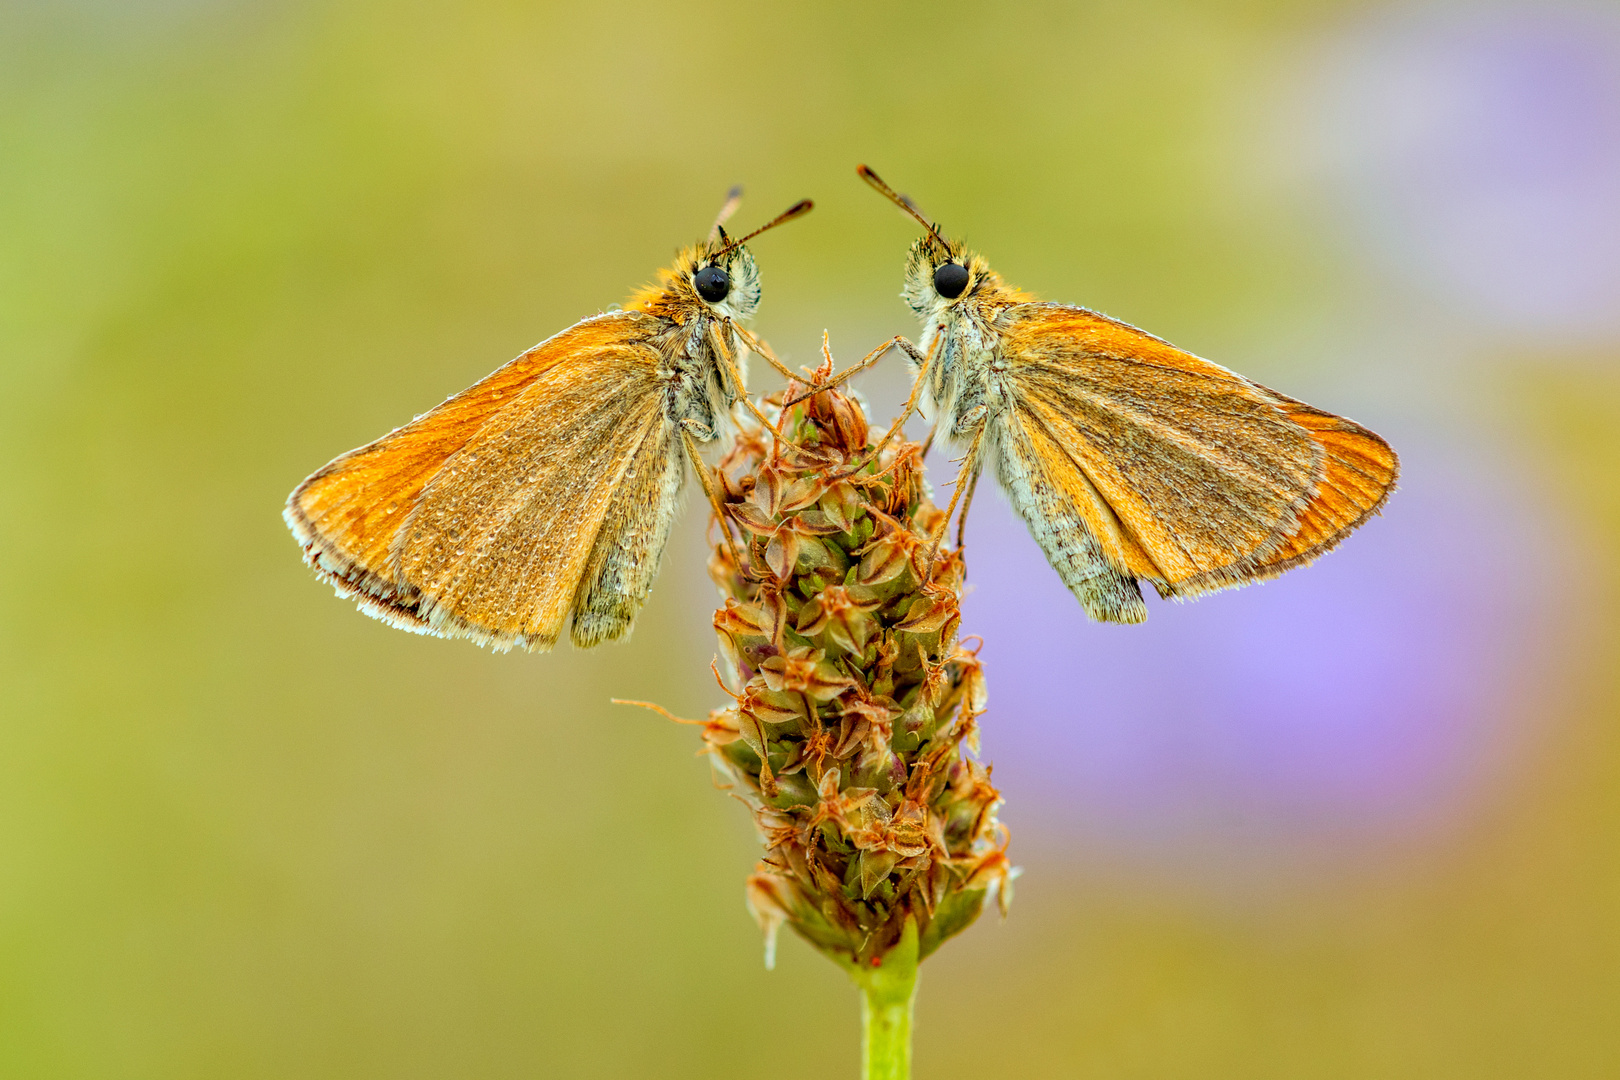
[4,1,1619,1076]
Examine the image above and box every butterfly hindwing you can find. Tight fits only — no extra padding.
[990,396,1151,623]
[570,416,685,648]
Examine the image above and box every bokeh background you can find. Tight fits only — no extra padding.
[4,1,1619,1076]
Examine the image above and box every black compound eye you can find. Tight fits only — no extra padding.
[694,265,731,303]
[933,262,970,299]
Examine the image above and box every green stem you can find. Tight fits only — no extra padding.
[850,917,919,1080]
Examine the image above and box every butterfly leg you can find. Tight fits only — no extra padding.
[837,337,936,479]
[924,417,987,571]
[730,323,802,384]
[955,459,983,550]
[710,323,806,451]
[780,335,909,408]
[681,426,746,573]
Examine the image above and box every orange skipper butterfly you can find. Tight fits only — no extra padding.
[852,165,1397,624]
[285,191,812,651]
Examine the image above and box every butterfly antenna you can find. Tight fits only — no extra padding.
[710,199,814,258]
[708,185,744,243]
[857,164,950,251]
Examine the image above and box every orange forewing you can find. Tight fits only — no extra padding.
[1165,393,1399,595]
[285,311,666,649]
[1003,305,1324,586]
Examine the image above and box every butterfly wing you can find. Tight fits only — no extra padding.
[285,311,677,651]
[995,303,1388,619]
[990,407,1154,623]
[1161,390,1398,597]
[568,413,686,648]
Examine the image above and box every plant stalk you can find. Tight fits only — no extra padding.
[851,916,919,1080]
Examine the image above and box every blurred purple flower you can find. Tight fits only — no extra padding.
[1304,4,1620,338]
[962,435,1580,884]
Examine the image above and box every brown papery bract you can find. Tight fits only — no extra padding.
[691,340,1014,970]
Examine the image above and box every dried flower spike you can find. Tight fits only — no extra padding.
[689,336,1015,1076]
